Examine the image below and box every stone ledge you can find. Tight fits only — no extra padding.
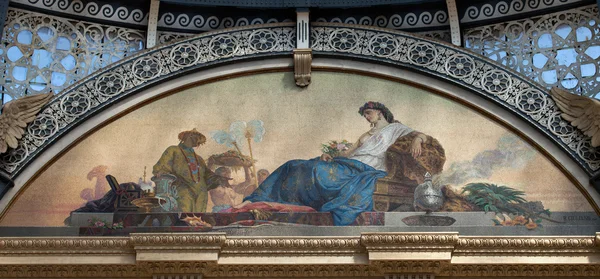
[0,232,597,268]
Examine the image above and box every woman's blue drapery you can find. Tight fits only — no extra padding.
[244,157,386,225]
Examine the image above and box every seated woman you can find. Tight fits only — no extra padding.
[235,101,427,225]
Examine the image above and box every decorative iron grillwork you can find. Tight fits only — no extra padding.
[464,5,600,99]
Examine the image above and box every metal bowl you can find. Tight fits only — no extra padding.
[131,196,166,213]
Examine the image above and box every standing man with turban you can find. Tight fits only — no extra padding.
[153,128,221,212]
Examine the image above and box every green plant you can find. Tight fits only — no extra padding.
[462,183,526,215]
[461,182,559,230]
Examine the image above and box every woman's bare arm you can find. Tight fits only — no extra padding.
[338,132,368,157]
[410,132,428,158]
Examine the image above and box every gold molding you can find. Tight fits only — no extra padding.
[0,237,132,254]
[456,236,598,251]
[1,262,599,277]
[361,232,459,248]
[0,233,598,277]
[221,237,363,254]
[451,236,600,265]
[131,233,226,248]
[219,237,366,265]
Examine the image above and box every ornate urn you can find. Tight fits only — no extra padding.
[413,172,444,213]
[151,174,179,212]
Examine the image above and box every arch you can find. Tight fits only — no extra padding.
[0,22,598,213]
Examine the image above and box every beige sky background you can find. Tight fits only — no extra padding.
[1,71,593,226]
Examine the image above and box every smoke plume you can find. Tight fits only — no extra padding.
[439,133,536,186]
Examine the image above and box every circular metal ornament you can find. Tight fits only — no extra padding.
[577,140,600,166]
[248,29,278,52]
[516,89,547,114]
[445,53,475,79]
[328,29,359,52]
[27,113,59,140]
[95,72,126,97]
[169,43,200,67]
[208,34,239,57]
[407,42,437,66]
[60,91,91,117]
[481,70,512,96]
[1,143,29,167]
[368,34,398,57]
[547,112,576,137]
[132,56,162,81]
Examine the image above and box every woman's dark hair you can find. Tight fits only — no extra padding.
[358,101,395,123]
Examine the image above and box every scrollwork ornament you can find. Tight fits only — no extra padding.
[158,31,195,45]
[0,24,297,176]
[11,0,147,25]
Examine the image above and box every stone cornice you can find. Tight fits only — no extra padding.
[131,233,226,249]
[221,237,364,254]
[0,233,599,277]
[361,232,459,261]
[361,232,459,249]
[455,236,598,253]
[0,233,596,256]
[0,237,132,254]
[131,233,226,262]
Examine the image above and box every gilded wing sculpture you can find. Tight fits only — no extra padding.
[0,93,54,153]
[549,87,600,147]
